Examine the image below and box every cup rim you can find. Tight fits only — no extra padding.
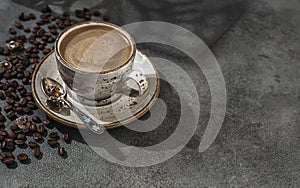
[55,21,136,74]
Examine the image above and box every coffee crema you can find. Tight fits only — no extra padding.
[60,25,133,72]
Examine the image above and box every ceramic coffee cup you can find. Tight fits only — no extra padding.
[55,21,148,106]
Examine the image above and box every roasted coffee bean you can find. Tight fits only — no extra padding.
[50,15,56,21]
[29,13,36,20]
[36,28,45,37]
[0,130,8,136]
[93,10,101,17]
[63,11,69,17]
[4,105,13,112]
[32,116,41,123]
[42,118,50,126]
[20,98,27,106]
[23,107,31,114]
[47,37,55,43]
[58,147,66,156]
[28,141,38,149]
[23,27,31,33]
[48,24,56,29]
[0,115,6,122]
[47,138,58,147]
[0,141,6,149]
[8,132,16,139]
[5,142,15,150]
[42,48,51,55]
[7,111,16,120]
[29,124,37,132]
[0,135,5,141]
[22,128,30,134]
[15,139,25,145]
[6,98,15,105]
[16,134,25,140]
[3,157,15,165]
[13,129,23,134]
[50,28,57,35]
[33,148,41,157]
[15,21,23,29]
[0,92,6,100]
[17,153,28,161]
[9,28,17,35]
[62,133,69,142]
[0,123,4,128]
[10,92,19,101]
[37,125,45,134]
[10,124,19,131]
[23,15,30,21]
[16,106,24,114]
[49,132,58,139]
[22,78,29,85]
[41,6,52,13]
[33,132,42,141]
[6,138,14,143]
[103,15,110,21]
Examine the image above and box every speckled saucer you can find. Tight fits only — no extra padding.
[32,50,160,130]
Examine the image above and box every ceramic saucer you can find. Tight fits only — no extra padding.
[32,50,160,129]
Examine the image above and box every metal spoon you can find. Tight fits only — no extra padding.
[41,77,104,134]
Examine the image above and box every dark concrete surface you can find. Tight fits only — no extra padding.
[0,0,299,187]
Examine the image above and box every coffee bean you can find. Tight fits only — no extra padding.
[0,115,6,122]
[15,139,25,145]
[15,21,23,29]
[16,134,25,140]
[93,10,101,17]
[6,98,15,105]
[4,105,13,112]
[33,132,42,141]
[17,153,28,161]
[28,141,38,149]
[29,13,36,20]
[33,148,41,157]
[49,132,58,139]
[13,129,23,134]
[7,111,16,120]
[75,10,84,18]
[9,28,17,35]
[37,125,45,134]
[20,98,27,106]
[58,147,66,156]
[47,138,58,147]
[23,27,31,33]
[10,124,19,131]
[29,124,37,132]
[6,138,14,143]
[47,37,55,43]
[5,142,15,150]
[62,133,69,142]
[41,6,52,13]
[50,28,57,35]
[50,15,56,21]
[103,15,110,21]
[42,119,50,126]
[63,11,69,17]
[0,92,6,100]
[3,157,15,165]
[8,132,16,139]
[32,116,41,123]
[0,130,8,136]
[42,48,51,55]
[0,135,5,141]
[0,141,6,149]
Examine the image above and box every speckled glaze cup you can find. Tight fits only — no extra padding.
[55,21,148,106]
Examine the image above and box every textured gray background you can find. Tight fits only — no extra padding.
[0,0,300,187]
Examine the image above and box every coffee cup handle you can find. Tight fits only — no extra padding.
[118,70,148,97]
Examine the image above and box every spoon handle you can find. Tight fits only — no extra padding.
[62,98,105,134]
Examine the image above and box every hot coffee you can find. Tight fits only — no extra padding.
[59,25,133,72]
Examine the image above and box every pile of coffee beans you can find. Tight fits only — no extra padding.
[0,6,110,168]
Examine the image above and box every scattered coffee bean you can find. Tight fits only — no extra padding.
[0,92,6,100]
[0,130,8,136]
[42,119,50,126]
[37,125,45,134]
[29,13,36,20]
[62,133,69,142]
[8,132,16,139]
[5,142,15,150]
[58,147,66,156]
[6,98,15,105]
[23,27,31,33]
[6,138,14,143]
[0,135,5,141]
[0,114,5,122]
[103,15,110,21]
[3,157,15,165]
[29,124,37,132]
[9,28,17,35]
[63,11,69,17]
[33,148,41,157]
[49,132,58,139]
[4,105,13,112]
[32,116,41,123]
[7,111,16,120]
[33,132,42,141]
[93,10,101,17]
[47,138,58,147]
[0,140,6,149]
[17,153,28,162]
[15,21,23,29]
[10,124,19,131]
[15,139,25,145]
[16,134,25,140]
[28,141,38,149]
